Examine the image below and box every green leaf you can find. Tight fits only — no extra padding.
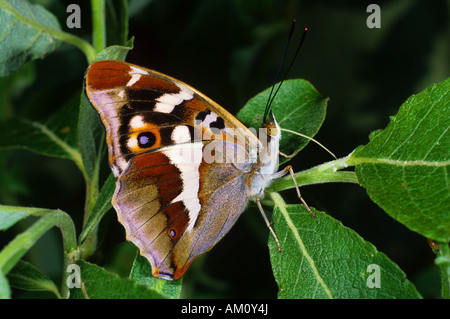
[69,260,165,299]
[7,260,60,298]
[130,255,182,299]
[435,242,450,299]
[269,195,421,299]
[348,78,450,242]
[93,41,134,62]
[0,270,10,299]
[0,0,62,76]
[0,210,28,230]
[0,206,77,276]
[78,173,115,246]
[237,79,328,156]
[0,101,81,162]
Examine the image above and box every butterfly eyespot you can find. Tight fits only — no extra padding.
[169,229,176,238]
[137,132,156,148]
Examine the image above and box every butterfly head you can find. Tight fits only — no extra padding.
[254,110,281,176]
[261,110,281,141]
[247,110,281,200]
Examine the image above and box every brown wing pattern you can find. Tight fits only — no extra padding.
[85,60,258,279]
[114,142,250,279]
[85,60,260,176]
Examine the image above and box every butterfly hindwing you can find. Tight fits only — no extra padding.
[114,141,250,279]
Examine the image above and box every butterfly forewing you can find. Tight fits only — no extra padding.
[86,61,260,176]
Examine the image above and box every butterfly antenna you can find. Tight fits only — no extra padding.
[265,26,309,120]
[263,19,297,122]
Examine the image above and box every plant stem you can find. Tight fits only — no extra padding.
[54,32,97,64]
[118,0,129,44]
[0,206,77,298]
[435,242,450,299]
[268,154,359,193]
[91,0,106,52]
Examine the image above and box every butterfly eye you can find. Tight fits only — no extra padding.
[137,132,156,148]
[267,125,278,136]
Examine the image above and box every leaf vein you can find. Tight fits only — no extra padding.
[271,193,334,299]
[388,88,439,160]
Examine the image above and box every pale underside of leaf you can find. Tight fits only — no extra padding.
[0,0,62,75]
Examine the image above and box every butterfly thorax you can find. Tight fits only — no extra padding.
[247,111,282,201]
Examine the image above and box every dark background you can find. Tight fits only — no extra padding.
[0,0,448,298]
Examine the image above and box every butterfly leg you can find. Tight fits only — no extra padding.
[256,197,282,253]
[282,165,317,219]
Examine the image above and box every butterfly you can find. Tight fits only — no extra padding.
[85,60,312,280]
